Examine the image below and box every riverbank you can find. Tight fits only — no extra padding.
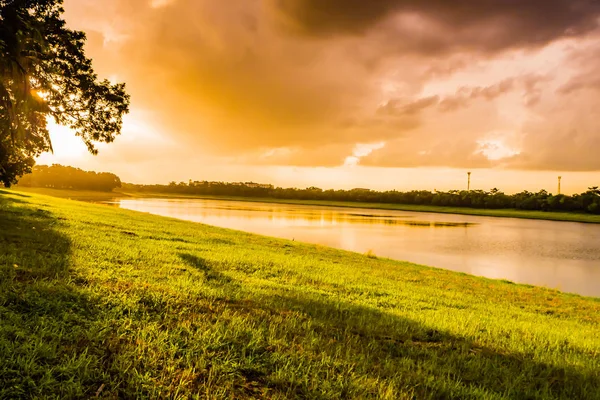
[13,186,600,224]
[1,189,599,398]
[14,187,132,201]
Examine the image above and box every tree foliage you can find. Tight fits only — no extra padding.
[0,0,130,187]
[17,164,121,191]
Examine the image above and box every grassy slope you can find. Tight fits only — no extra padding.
[16,186,600,223]
[15,187,130,201]
[1,190,599,399]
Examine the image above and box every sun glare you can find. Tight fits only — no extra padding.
[37,119,89,163]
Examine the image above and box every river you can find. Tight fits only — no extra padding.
[111,197,600,297]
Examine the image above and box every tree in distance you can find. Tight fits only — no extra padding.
[0,0,130,187]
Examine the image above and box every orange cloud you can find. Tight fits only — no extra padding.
[58,0,600,172]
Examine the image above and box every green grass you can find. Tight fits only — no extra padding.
[16,186,600,223]
[1,189,599,399]
[14,187,129,201]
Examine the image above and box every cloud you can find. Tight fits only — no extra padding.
[344,142,386,166]
[438,79,515,112]
[495,39,600,171]
[269,0,600,53]
[377,96,440,116]
[59,0,600,173]
[508,87,600,170]
[360,103,501,169]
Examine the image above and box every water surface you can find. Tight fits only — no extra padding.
[112,198,600,297]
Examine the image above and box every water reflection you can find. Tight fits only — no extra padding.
[112,198,600,297]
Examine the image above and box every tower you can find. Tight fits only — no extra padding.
[467,172,471,191]
[558,176,562,195]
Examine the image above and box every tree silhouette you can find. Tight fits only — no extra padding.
[0,0,130,187]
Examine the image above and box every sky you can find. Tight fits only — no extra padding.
[38,0,600,194]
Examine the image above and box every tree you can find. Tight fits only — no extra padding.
[17,164,121,191]
[0,0,130,187]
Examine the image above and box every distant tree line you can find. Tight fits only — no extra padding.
[17,165,121,191]
[121,180,600,214]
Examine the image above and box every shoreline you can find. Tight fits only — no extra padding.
[8,187,600,297]
[14,187,600,224]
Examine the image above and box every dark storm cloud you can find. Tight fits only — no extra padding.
[271,0,600,52]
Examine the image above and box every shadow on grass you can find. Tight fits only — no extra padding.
[147,254,600,398]
[179,252,236,286]
[0,194,107,398]
[245,293,600,399]
[0,189,31,198]
[165,254,599,398]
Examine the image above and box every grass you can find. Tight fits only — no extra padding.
[14,187,130,201]
[1,189,599,399]
[16,186,600,224]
